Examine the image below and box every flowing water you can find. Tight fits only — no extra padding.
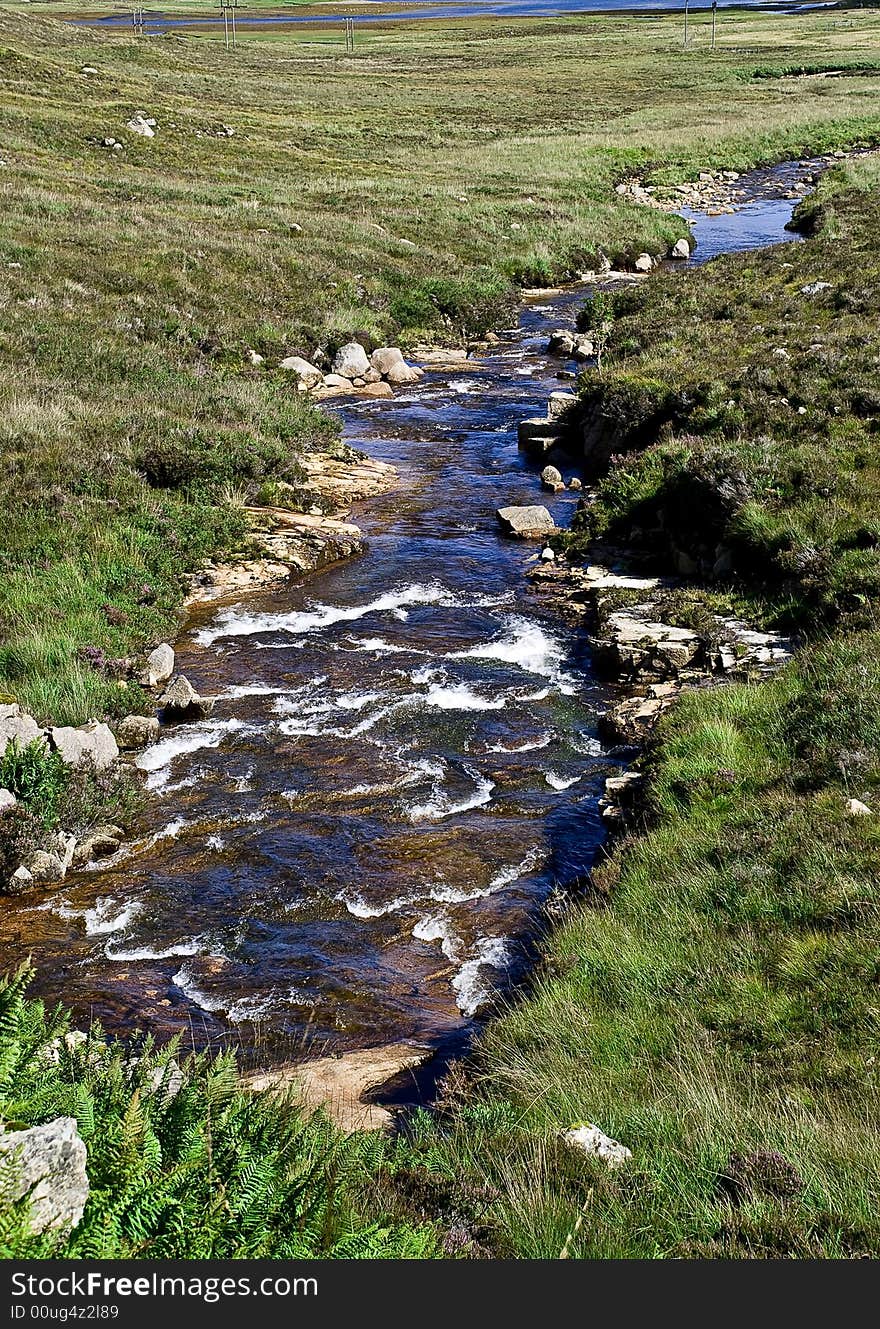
[0,161,812,1064]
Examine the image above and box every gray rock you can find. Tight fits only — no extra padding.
[116,714,160,750]
[159,675,210,721]
[671,238,691,260]
[496,505,557,539]
[800,280,833,297]
[72,826,124,867]
[279,356,323,389]
[332,342,371,379]
[126,115,154,138]
[571,338,596,362]
[52,833,77,871]
[370,346,406,375]
[0,789,16,816]
[23,851,67,884]
[847,798,872,817]
[322,373,355,391]
[541,465,564,492]
[385,361,422,385]
[356,381,394,399]
[49,722,119,772]
[541,547,556,562]
[9,865,33,891]
[362,367,382,384]
[548,391,578,421]
[143,642,174,688]
[245,348,264,366]
[547,329,576,357]
[0,704,44,758]
[569,477,583,491]
[0,1117,89,1235]
[634,253,653,273]
[562,1123,632,1169]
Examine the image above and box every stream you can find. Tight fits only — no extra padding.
[0,161,813,1065]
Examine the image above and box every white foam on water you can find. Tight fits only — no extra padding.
[452,936,511,1016]
[338,890,423,920]
[422,682,506,712]
[571,733,604,757]
[544,771,582,791]
[171,961,227,1014]
[485,733,552,754]
[106,936,205,963]
[412,913,460,962]
[55,896,142,936]
[195,583,464,646]
[449,378,484,395]
[347,636,413,656]
[218,683,286,700]
[409,768,494,823]
[206,835,226,851]
[449,616,566,680]
[137,720,248,792]
[428,845,545,904]
[411,663,446,686]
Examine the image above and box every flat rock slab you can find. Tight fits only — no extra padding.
[244,1042,428,1133]
[497,505,557,539]
[0,1117,88,1235]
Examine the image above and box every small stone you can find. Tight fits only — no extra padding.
[322,373,355,391]
[357,381,394,399]
[80,66,99,75]
[159,675,210,721]
[0,789,17,815]
[9,865,33,890]
[562,1123,632,1169]
[847,798,872,817]
[541,464,564,492]
[634,253,653,273]
[116,714,160,751]
[141,642,174,688]
[126,115,155,138]
[671,237,691,260]
[72,826,124,867]
[541,547,556,562]
[245,348,264,366]
[569,477,583,491]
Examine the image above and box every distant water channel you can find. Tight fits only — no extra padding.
[0,160,812,1064]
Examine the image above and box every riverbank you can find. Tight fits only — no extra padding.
[373,158,880,1258]
[4,157,876,1261]
[2,6,879,729]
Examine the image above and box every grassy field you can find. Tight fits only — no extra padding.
[378,161,880,1259]
[1,6,880,727]
[2,5,880,1259]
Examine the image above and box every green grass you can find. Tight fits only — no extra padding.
[367,161,880,1259]
[2,7,880,724]
[563,156,880,630]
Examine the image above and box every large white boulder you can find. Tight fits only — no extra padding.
[332,342,371,379]
[370,346,406,375]
[0,1117,89,1235]
[49,722,119,772]
[496,505,557,539]
[279,356,323,389]
[0,704,44,758]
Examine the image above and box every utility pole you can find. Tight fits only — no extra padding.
[343,15,355,52]
[218,0,247,51]
[711,0,718,49]
[131,6,145,37]
[684,0,689,47]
